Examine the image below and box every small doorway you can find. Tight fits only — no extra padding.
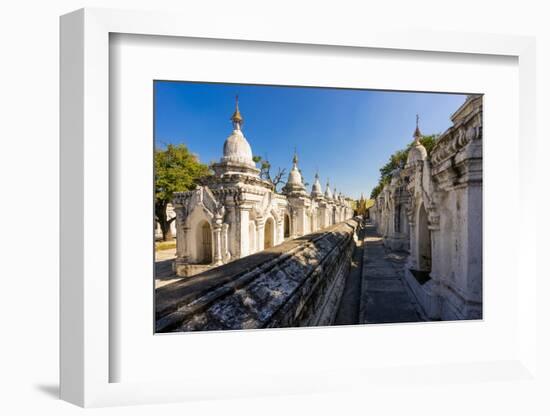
[284,214,290,239]
[197,221,212,264]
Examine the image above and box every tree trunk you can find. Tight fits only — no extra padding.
[160,220,173,241]
[155,201,173,241]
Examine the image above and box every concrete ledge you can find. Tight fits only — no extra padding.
[403,269,482,321]
[403,268,441,320]
[172,263,213,277]
[156,218,361,332]
[439,282,482,320]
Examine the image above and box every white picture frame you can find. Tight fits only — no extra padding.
[60,7,538,408]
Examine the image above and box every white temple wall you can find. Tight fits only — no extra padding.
[299,208,308,236]
[226,204,238,260]
[239,208,250,258]
[248,220,256,255]
[368,95,482,320]
[316,207,324,231]
[276,216,285,245]
[435,183,482,320]
[256,217,265,251]
[290,204,306,237]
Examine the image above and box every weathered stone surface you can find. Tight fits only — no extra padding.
[156,219,361,332]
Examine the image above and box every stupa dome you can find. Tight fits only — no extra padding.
[324,180,333,200]
[283,151,306,194]
[407,144,427,165]
[287,166,303,185]
[407,114,428,165]
[220,96,255,168]
[222,128,255,168]
[311,173,323,197]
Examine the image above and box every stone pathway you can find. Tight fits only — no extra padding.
[334,227,366,326]
[155,248,181,289]
[359,224,424,324]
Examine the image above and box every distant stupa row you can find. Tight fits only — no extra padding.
[171,97,354,276]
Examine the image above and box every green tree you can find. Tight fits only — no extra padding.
[370,134,438,199]
[370,181,386,199]
[416,135,437,155]
[379,149,409,183]
[155,143,211,241]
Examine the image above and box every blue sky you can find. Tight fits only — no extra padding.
[154,81,467,199]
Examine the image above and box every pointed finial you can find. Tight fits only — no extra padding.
[413,113,422,143]
[292,147,298,166]
[230,94,243,128]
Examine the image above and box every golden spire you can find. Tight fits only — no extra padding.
[413,114,422,143]
[230,95,243,127]
[292,147,298,166]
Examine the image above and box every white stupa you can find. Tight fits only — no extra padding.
[283,150,306,195]
[407,114,428,165]
[324,179,333,200]
[213,96,260,177]
[311,172,323,198]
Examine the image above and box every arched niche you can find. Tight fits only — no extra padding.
[284,214,291,239]
[395,204,402,233]
[196,220,213,264]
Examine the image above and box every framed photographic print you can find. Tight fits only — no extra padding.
[60,7,538,408]
[153,82,481,333]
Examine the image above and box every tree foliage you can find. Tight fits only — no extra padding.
[155,143,211,240]
[370,135,438,199]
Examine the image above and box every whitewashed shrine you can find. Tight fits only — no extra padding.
[172,99,354,276]
[369,95,483,320]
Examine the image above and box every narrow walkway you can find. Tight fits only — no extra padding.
[359,224,424,324]
[333,226,366,325]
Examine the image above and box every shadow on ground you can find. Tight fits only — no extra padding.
[34,384,59,399]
